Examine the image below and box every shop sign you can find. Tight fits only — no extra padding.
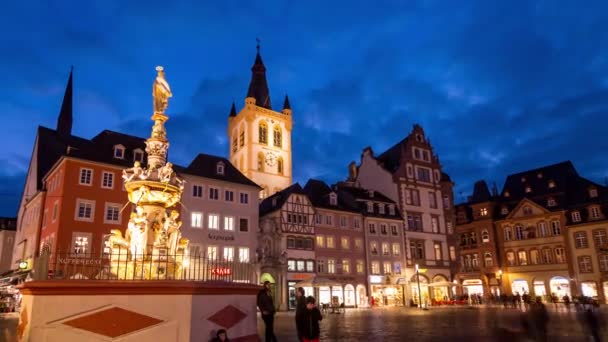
[208,233,235,241]
[370,275,383,284]
[57,258,102,265]
[291,273,312,280]
[211,267,232,276]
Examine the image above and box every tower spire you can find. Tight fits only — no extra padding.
[246,39,272,109]
[229,101,237,117]
[56,66,73,137]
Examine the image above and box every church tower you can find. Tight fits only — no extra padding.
[228,43,293,199]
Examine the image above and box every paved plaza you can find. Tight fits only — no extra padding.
[259,306,606,341]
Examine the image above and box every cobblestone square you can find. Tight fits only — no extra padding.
[259,306,605,341]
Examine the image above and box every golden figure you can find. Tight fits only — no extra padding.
[153,66,172,114]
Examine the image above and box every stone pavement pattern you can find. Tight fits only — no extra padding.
[258,306,605,341]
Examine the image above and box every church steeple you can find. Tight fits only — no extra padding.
[229,101,237,117]
[282,95,292,115]
[56,67,73,138]
[246,40,272,109]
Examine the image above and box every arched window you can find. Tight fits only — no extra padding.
[232,131,238,152]
[257,152,265,172]
[273,125,282,148]
[481,230,490,243]
[515,224,525,240]
[484,252,493,267]
[537,221,548,237]
[504,226,512,241]
[239,126,245,147]
[277,157,284,175]
[259,121,268,144]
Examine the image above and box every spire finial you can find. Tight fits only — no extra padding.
[256,38,260,53]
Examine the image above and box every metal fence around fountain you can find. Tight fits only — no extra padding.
[43,249,256,283]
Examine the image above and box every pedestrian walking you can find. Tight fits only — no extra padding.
[562,295,571,312]
[299,296,323,342]
[257,281,277,342]
[295,287,307,341]
[582,308,602,342]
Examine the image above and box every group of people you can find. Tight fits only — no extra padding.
[257,281,324,342]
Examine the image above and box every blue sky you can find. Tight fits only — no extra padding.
[2,0,608,215]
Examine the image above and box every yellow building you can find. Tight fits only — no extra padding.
[228,44,292,198]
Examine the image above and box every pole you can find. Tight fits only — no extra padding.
[416,264,423,309]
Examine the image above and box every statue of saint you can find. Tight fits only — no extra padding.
[126,207,149,260]
[164,210,182,255]
[159,162,174,183]
[122,161,148,182]
[153,66,172,114]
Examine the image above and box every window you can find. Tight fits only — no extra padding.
[434,243,442,260]
[412,190,420,206]
[593,229,607,247]
[239,218,249,232]
[410,241,424,260]
[481,230,490,243]
[75,199,95,221]
[388,205,395,215]
[380,224,388,235]
[113,145,125,159]
[472,254,479,268]
[484,252,493,267]
[589,188,598,198]
[104,203,120,224]
[391,224,398,236]
[525,186,532,193]
[225,190,234,202]
[443,195,450,209]
[480,208,488,216]
[72,232,92,256]
[224,216,234,231]
[259,121,268,144]
[367,202,374,212]
[431,217,439,233]
[530,249,539,264]
[325,215,333,226]
[191,212,203,228]
[541,248,553,264]
[342,259,350,274]
[277,157,284,175]
[518,250,528,265]
[515,225,525,240]
[297,260,305,271]
[447,222,453,234]
[371,262,380,274]
[238,248,250,262]
[547,198,556,207]
[548,180,556,188]
[537,222,548,237]
[416,167,431,182]
[501,207,509,215]
[79,168,93,185]
[134,150,144,163]
[215,162,225,175]
[572,211,581,222]
[208,214,219,230]
[354,239,363,250]
[209,187,219,200]
[356,260,364,274]
[239,192,249,204]
[554,247,565,263]
[315,214,322,225]
[328,259,336,273]
[101,171,114,189]
[578,256,593,273]
[551,220,561,235]
[370,242,378,255]
[287,260,296,271]
[590,207,601,219]
[574,231,589,248]
[378,204,385,214]
[52,201,58,222]
[599,255,608,272]
[383,262,392,274]
[257,153,264,172]
[326,236,335,248]
[523,206,532,215]
[273,125,282,147]
[369,223,376,234]
[382,243,390,256]
[391,243,400,256]
[449,246,456,261]
[207,246,218,260]
[506,251,515,266]
[223,247,234,261]
[341,237,349,249]
[406,214,423,231]
[192,185,203,198]
[317,260,325,273]
[339,216,347,227]
[307,260,315,272]
[287,237,295,249]
[353,217,361,228]
[316,236,325,248]
[422,150,429,161]
[239,129,245,147]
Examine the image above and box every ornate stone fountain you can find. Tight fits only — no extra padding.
[106,66,189,280]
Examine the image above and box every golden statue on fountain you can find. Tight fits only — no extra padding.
[106,66,189,280]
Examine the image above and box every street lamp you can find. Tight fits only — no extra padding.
[415,264,424,310]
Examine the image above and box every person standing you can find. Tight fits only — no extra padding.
[295,287,307,341]
[257,281,277,342]
[300,296,323,342]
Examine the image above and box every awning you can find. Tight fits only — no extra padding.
[296,276,342,287]
[0,269,31,287]
[428,281,462,287]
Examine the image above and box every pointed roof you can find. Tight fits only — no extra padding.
[229,101,237,117]
[283,95,291,110]
[56,67,73,137]
[259,183,305,216]
[184,153,260,188]
[246,44,272,109]
[470,180,491,204]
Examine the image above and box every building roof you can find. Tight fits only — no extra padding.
[183,153,260,188]
[376,138,406,173]
[246,47,272,109]
[336,184,402,219]
[259,183,306,216]
[470,180,491,204]
[303,179,360,213]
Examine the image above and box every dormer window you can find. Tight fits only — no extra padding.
[501,207,509,215]
[523,206,532,215]
[525,186,532,193]
[133,149,144,163]
[416,134,423,142]
[589,188,598,198]
[479,208,488,216]
[572,211,581,222]
[521,177,526,182]
[388,205,395,215]
[113,145,125,159]
[548,180,556,188]
[378,204,385,214]
[367,202,374,213]
[537,172,543,179]
[547,198,557,207]
[590,206,601,219]
[368,190,375,198]
[216,162,225,175]
[504,191,510,198]
[329,193,338,206]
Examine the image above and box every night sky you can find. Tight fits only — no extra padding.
[2,1,608,216]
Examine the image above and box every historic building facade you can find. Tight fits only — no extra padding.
[228,46,292,199]
[354,124,454,305]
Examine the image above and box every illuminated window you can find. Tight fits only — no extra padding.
[434,243,442,260]
[342,259,350,274]
[258,121,268,144]
[356,260,364,274]
[382,243,390,256]
[316,235,325,248]
[355,239,363,249]
[326,236,335,248]
[392,243,400,256]
[223,247,234,261]
[273,125,282,147]
[578,256,593,273]
[328,259,336,273]
[481,230,490,243]
[383,262,392,274]
[207,246,218,260]
[341,237,349,249]
[370,241,378,255]
[574,231,589,248]
[371,262,380,274]
[72,232,91,257]
[277,157,284,175]
[208,214,219,230]
[480,208,488,216]
[238,248,249,262]
[224,216,234,231]
[518,250,528,265]
[191,212,202,228]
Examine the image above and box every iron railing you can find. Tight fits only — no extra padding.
[42,250,256,283]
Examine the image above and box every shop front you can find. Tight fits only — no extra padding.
[511,279,529,295]
[409,274,429,306]
[370,275,405,306]
[581,281,598,298]
[287,273,314,310]
[430,275,450,300]
[549,276,570,298]
[462,279,484,296]
[534,280,547,297]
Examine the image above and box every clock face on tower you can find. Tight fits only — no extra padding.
[265,152,277,167]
